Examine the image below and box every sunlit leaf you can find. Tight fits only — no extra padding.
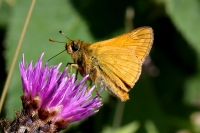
[101,121,140,133]
[157,0,200,57]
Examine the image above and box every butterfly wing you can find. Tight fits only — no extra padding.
[91,27,153,63]
[86,27,153,101]
[88,46,141,101]
[96,46,142,89]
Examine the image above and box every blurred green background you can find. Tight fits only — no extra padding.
[0,0,200,133]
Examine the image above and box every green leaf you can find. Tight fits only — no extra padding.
[184,74,200,106]
[157,0,200,57]
[0,1,11,27]
[145,120,159,133]
[101,121,140,133]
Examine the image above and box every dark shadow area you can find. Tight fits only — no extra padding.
[0,28,7,118]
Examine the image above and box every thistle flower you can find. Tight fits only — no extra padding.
[1,53,102,132]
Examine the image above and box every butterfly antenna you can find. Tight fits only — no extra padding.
[49,38,66,43]
[48,31,73,62]
[59,30,73,41]
[47,49,66,62]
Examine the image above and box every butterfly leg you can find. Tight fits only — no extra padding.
[89,67,102,98]
[84,76,101,96]
[75,70,79,81]
[67,63,79,81]
[94,82,102,99]
[66,63,78,73]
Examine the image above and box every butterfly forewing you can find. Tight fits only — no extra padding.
[91,27,153,62]
[127,27,153,62]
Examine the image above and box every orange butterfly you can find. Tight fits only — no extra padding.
[53,27,153,101]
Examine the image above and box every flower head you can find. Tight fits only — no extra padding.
[3,53,102,132]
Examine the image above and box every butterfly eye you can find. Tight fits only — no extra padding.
[71,41,79,52]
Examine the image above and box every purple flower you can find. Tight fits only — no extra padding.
[2,53,102,132]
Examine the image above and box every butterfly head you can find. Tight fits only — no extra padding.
[66,40,80,54]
